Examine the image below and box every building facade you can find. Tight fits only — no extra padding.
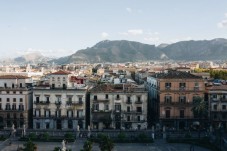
[206,85,227,129]
[148,70,205,130]
[33,71,87,130]
[0,75,33,129]
[89,84,148,130]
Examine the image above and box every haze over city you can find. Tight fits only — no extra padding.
[0,0,227,58]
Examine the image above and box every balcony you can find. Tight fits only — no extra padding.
[194,87,199,91]
[34,101,50,105]
[55,101,62,105]
[93,99,109,102]
[160,116,193,119]
[179,87,186,91]
[135,100,143,104]
[126,100,132,104]
[67,101,83,106]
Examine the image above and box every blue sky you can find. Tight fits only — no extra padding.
[0,0,227,58]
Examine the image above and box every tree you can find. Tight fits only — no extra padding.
[23,139,37,151]
[98,134,114,151]
[80,140,93,151]
[191,96,208,138]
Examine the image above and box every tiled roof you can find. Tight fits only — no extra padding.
[152,70,202,79]
[51,70,71,75]
[206,85,227,91]
[0,75,29,79]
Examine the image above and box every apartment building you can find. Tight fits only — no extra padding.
[0,75,33,129]
[148,70,205,130]
[206,85,227,129]
[33,70,87,130]
[89,83,148,130]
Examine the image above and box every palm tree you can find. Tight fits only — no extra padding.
[191,96,208,138]
[23,139,37,151]
[98,135,114,151]
[80,140,93,151]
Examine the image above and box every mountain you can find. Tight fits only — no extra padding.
[52,40,167,64]
[161,38,227,60]
[13,52,54,64]
[52,38,227,64]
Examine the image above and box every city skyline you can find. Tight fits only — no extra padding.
[0,0,227,58]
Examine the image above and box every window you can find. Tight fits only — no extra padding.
[6,91,9,94]
[20,91,22,94]
[46,96,50,103]
[13,91,16,94]
[180,110,185,118]
[127,106,130,112]
[93,104,99,111]
[0,98,1,102]
[116,94,120,99]
[222,114,226,119]
[136,107,142,112]
[63,77,66,81]
[7,113,10,118]
[36,96,39,103]
[179,96,186,103]
[4,83,7,88]
[45,110,50,117]
[137,116,141,121]
[0,104,1,110]
[52,77,55,81]
[77,110,83,118]
[164,96,172,103]
[94,95,97,100]
[7,98,10,102]
[127,96,131,103]
[46,123,50,129]
[19,105,24,110]
[212,94,217,99]
[12,104,16,110]
[105,94,108,99]
[19,83,22,88]
[12,84,15,88]
[165,110,170,118]
[68,120,73,129]
[36,123,40,129]
[67,110,73,118]
[213,104,217,110]
[115,104,121,111]
[35,110,40,117]
[165,83,171,88]
[105,104,109,110]
[127,116,130,121]
[56,110,61,117]
[195,82,199,87]
[13,98,16,102]
[79,97,82,103]
[222,105,226,110]
[137,96,141,102]
[179,83,186,88]
[57,77,60,81]
[13,113,17,119]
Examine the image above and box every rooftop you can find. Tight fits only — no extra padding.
[0,75,29,79]
[51,70,71,75]
[152,70,202,79]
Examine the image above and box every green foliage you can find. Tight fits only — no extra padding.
[23,139,37,151]
[117,132,126,141]
[42,132,50,141]
[184,132,192,138]
[64,132,74,140]
[138,133,148,141]
[28,133,36,140]
[80,140,93,151]
[194,68,227,80]
[98,134,114,151]
[191,96,208,118]
[53,147,61,151]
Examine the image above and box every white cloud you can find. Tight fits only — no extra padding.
[217,13,227,28]
[217,20,227,28]
[101,32,109,39]
[119,29,143,36]
[144,37,160,43]
[128,29,143,35]
[126,7,132,13]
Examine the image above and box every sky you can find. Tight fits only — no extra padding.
[0,0,227,58]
